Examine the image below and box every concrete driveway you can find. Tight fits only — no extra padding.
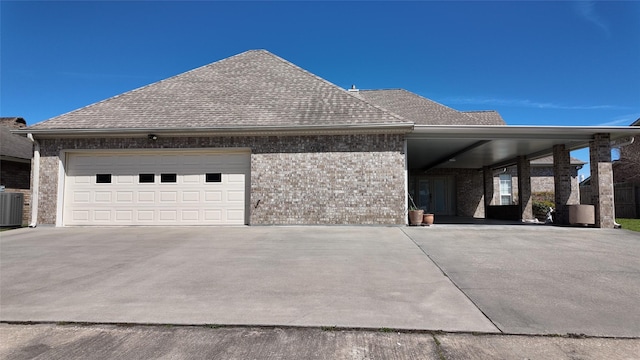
[404,225,640,337]
[1,225,639,337]
[0,226,495,333]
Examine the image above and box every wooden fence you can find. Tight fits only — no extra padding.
[614,183,639,219]
[579,182,639,219]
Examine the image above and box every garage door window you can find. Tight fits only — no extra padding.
[161,173,177,183]
[96,174,111,184]
[139,174,155,183]
[206,173,222,183]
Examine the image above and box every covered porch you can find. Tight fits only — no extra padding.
[406,125,640,228]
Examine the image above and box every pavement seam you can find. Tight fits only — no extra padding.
[399,227,504,334]
[2,321,638,340]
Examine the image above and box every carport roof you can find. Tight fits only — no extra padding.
[408,125,640,171]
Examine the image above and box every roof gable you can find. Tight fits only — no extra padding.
[358,89,505,126]
[28,50,408,131]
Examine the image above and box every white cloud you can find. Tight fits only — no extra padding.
[574,1,611,36]
[597,113,640,126]
[441,96,627,111]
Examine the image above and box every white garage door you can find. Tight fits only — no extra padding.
[63,150,250,226]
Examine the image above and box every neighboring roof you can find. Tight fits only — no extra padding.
[0,117,27,129]
[461,110,506,125]
[0,126,32,160]
[631,118,640,126]
[27,50,409,132]
[530,155,586,166]
[357,89,505,125]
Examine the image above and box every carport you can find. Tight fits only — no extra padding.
[406,125,640,228]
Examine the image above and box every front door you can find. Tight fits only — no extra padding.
[417,176,454,215]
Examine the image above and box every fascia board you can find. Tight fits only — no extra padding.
[15,123,414,139]
[409,125,640,141]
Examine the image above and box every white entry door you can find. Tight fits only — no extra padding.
[63,150,250,226]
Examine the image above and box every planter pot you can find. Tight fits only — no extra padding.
[409,210,424,226]
[423,213,434,226]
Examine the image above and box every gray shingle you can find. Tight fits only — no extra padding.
[358,89,505,126]
[1,126,32,160]
[531,155,586,166]
[28,50,408,130]
[462,110,506,125]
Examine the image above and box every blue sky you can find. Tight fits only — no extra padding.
[2,1,639,176]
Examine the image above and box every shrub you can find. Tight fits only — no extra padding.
[532,192,555,221]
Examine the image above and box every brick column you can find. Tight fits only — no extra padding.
[517,156,533,220]
[483,166,494,218]
[553,144,572,225]
[590,133,615,228]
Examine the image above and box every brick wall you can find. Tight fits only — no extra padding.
[492,165,580,205]
[36,134,406,225]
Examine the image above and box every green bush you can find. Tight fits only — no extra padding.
[532,192,555,220]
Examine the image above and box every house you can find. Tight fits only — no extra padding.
[1,117,32,224]
[17,50,640,228]
[495,155,585,205]
[613,118,640,185]
[611,118,640,218]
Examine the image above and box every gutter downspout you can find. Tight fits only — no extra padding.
[27,133,39,228]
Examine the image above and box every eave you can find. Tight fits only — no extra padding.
[14,123,415,139]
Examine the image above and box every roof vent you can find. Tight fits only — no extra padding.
[348,85,359,92]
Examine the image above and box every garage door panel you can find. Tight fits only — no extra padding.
[64,151,249,226]
[137,211,154,221]
[138,192,155,202]
[116,192,134,203]
[94,192,112,202]
[115,210,133,221]
[94,210,111,221]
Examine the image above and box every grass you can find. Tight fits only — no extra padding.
[617,218,640,232]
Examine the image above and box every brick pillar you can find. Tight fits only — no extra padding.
[517,156,533,221]
[553,145,572,225]
[590,133,614,228]
[483,166,493,218]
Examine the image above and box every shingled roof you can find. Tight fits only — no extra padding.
[462,110,506,125]
[531,155,586,166]
[28,50,409,131]
[357,89,505,126]
[1,120,32,160]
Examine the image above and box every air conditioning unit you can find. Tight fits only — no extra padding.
[0,192,24,227]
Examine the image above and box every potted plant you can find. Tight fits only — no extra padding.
[423,213,434,226]
[408,194,423,226]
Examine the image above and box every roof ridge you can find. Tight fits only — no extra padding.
[259,53,410,124]
[394,89,482,122]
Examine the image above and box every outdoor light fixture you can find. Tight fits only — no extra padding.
[148,134,158,140]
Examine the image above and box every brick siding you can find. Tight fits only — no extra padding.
[36,134,406,225]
